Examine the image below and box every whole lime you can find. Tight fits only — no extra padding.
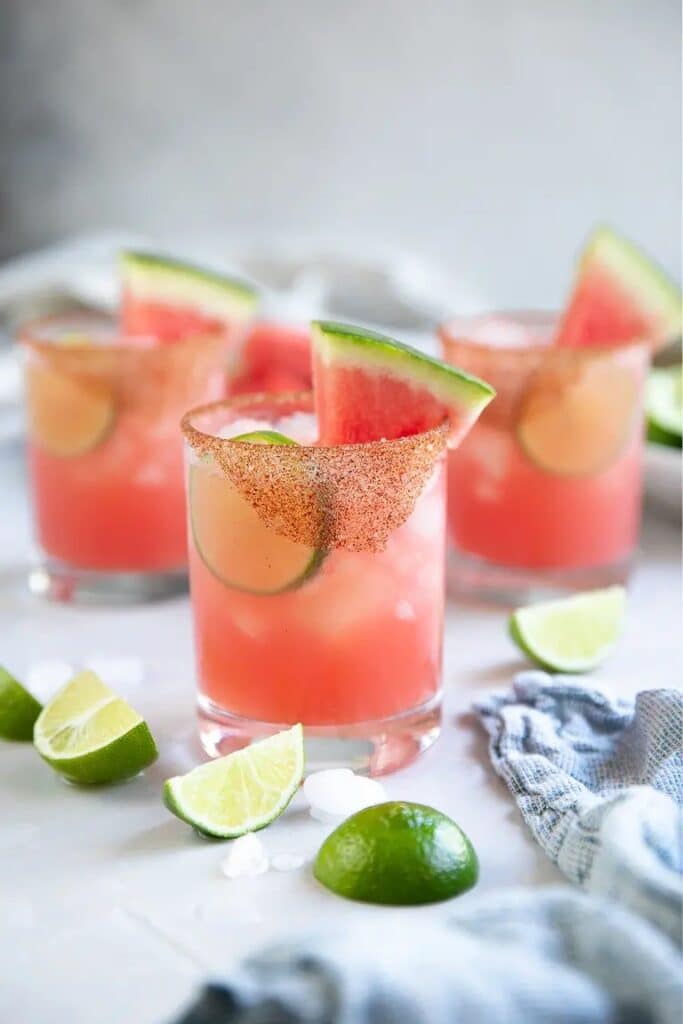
[313,801,479,905]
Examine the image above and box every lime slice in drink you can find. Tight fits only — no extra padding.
[164,724,304,838]
[33,671,158,784]
[516,358,638,476]
[25,361,115,458]
[646,365,682,448]
[0,667,42,741]
[509,586,626,673]
[314,801,478,905]
[190,431,324,594]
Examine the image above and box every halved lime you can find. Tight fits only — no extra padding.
[509,586,626,673]
[0,667,42,741]
[190,431,324,594]
[164,724,304,838]
[313,801,479,905]
[646,365,682,448]
[34,671,157,784]
[25,362,115,458]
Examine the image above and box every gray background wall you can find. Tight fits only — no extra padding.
[1,0,680,307]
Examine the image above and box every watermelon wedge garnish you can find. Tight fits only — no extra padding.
[120,251,258,341]
[556,226,681,350]
[311,321,495,445]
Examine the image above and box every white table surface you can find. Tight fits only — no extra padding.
[1,440,681,1024]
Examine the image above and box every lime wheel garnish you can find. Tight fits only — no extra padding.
[190,431,324,594]
[516,356,639,475]
[25,361,115,458]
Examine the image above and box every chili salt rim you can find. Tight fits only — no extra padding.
[181,392,449,554]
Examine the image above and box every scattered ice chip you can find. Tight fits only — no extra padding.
[218,417,273,440]
[26,659,74,701]
[304,769,386,823]
[271,852,306,872]
[83,655,145,691]
[221,833,270,879]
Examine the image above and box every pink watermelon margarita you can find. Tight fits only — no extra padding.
[21,253,258,601]
[182,322,493,772]
[440,228,680,596]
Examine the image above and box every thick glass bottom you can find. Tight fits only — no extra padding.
[447,547,633,606]
[29,556,188,605]
[197,692,442,776]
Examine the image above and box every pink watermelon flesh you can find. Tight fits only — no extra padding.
[556,229,681,350]
[311,322,495,448]
[229,322,312,395]
[314,356,456,443]
[121,294,226,342]
[556,268,662,349]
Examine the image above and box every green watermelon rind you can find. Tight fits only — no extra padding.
[312,321,495,412]
[646,366,683,447]
[578,226,682,339]
[120,251,259,324]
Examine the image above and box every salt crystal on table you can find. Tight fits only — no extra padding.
[221,833,269,879]
[304,769,386,823]
[83,655,145,690]
[26,659,74,701]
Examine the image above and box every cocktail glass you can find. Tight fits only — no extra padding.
[182,392,448,774]
[439,312,650,600]
[20,313,240,602]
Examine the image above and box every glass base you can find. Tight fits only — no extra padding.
[447,547,633,606]
[29,557,188,605]
[197,692,442,776]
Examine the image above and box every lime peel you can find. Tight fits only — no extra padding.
[313,801,479,906]
[0,667,42,741]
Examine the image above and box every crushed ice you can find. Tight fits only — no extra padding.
[217,418,272,440]
[221,833,270,879]
[303,769,387,823]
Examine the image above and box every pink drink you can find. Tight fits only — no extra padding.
[182,394,447,773]
[21,314,232,601]
[440,313,649,593]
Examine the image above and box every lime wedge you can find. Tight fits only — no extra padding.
[646,365,682,448]
[190,431,324,594]
[509,586,626,673]
[313,801,479,905]
[164,724,304,838]
[34,671,158,784]
[0,667,42,741]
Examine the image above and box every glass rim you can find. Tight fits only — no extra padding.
[17,311,232,354]
[181,391,450,454]
[438,309,653,358]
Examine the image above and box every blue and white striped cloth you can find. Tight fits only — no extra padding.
[475,672,682,944]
